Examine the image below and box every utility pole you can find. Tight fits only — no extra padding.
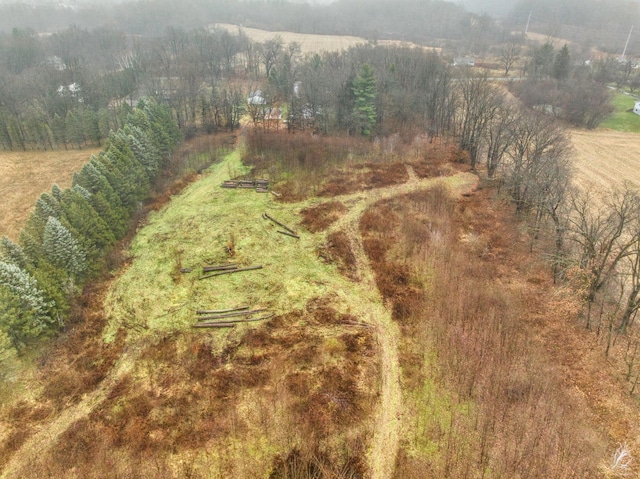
[525,11,532,35]
[621,25,634,61]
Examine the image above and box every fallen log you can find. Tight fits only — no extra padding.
[192,323,237,329]
[263,213,297,235]
[199,265,263,280]
[202,264,237,273]
[271,191,282,198]
[197,308,267,321]
[277,230,300,239]
[341,320,372,328]
[196,305,250,315]
[198,313,275,325]
[256,188,269,193]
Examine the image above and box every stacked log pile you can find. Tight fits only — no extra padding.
[192,305,274,329]
[220,179,269,192]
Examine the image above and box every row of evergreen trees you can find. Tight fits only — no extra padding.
[0,99,181,354]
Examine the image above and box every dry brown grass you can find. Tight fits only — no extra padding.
[10,297,378,478]
[215,23,434,54]
[301,201,348,233]
[570,129,640,193]
[0,148,100,240]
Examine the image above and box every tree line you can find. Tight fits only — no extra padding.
[0,99,181,357]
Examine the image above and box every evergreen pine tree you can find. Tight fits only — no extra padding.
[51,184,63,201]
[65,110,85,148]
[553,44,571,81]
[352,64,378,136]
[59,189,115,269]
[42,217,86,278]
[0,261,55,347]
[0,110,13,150]
[97,108,111,141]
[1,236,28,269]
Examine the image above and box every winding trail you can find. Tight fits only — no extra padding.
[324,167,477,479]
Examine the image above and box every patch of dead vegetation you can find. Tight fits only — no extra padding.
[318,162,409,197]
[408,138,469,179]
[318,230,359,281]
[15,295,378,478]
[269,446,368,479]
[300,201,347,233]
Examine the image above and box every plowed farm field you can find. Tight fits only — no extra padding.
[570,129,640,192]
[0,149,98,240]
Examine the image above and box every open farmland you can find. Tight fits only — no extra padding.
[214,23,433,54]
[0,149,99,240]
[570,129,640,192]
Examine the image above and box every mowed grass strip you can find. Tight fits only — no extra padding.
[0,148,100,240]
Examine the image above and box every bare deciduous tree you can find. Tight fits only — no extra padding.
[456,72,503,169]
[568,185,640,328]
[500,42,520,77]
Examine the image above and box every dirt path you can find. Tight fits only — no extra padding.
[326,169,477,479]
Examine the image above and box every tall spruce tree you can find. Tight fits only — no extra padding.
[0,262,55,348]
[352,63,378,136]
[59,189,115,270]
[42,217,86,279]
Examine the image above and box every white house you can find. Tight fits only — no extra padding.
[634,101,640,116]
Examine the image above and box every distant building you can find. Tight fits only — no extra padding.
[248,90,266,105]
[453,57,475,67]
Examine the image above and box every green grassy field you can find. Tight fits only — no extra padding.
[601,92,640,132]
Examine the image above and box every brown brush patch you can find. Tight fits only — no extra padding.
[269,446,367,479]
[297,365,362,437]
[341,332,376,356]
[359,184,611,477]
[300,201,347,232]
[0,428,33,466]
[318,230,359,281]
[409,142,471,179]
[318,162,409,197]
[305,296,357,325]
